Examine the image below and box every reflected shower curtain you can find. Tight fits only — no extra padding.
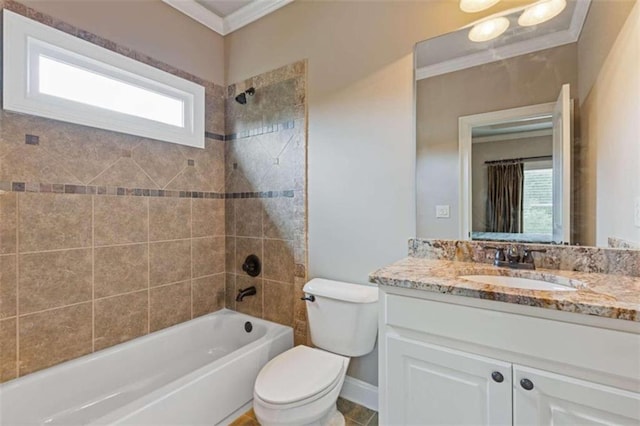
[486,163,524,233]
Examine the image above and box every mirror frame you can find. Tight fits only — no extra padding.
[458,101,559,241]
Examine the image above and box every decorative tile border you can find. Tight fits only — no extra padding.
[0,181,295,199]
[225,190,294,199]
[205,132,225,141]
[225,120,295,141]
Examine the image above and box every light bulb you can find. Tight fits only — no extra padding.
[518,0,567,26]
[468,17,510,42]
[460,0,501,13]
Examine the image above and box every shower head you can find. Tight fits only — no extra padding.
[235,87,255,105]
[235,93,247,104]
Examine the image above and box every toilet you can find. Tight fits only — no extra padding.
[253,278,378,426]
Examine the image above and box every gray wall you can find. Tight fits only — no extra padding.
[416,43,578,239]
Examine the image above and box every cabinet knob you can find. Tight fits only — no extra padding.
[520,378,534,391]
[491,371,504,383]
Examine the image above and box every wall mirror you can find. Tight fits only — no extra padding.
[415,0,639,249]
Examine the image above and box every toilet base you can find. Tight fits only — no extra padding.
[326,408,345,426]
[254,401,344,426]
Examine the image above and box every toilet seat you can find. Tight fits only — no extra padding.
[254,346,348,407]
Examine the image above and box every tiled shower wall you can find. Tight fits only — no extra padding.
[224,62,308,346]
[0,1,227,382]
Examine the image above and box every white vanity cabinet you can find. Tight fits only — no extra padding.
[513,365,640,425]
[386,335,512,425]
[379,288,640,425]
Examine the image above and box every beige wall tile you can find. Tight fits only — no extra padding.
[149,198,191,241]
[0,318,17,382]
[225,273,236,310]
[19,193,92,252]
[94,196,148,246]
[192,237,224,278]
[0,255,17,319]
[225,237,236,272]
[94,291,148,350]
[19,249,92,314]
[294,277,307,323]
[0,193,17,254]
[192,199,224,238]
[225,199,235,236]
[94,244,148,298]
[149,240,191,286]
[90,158,158,188]
[192,274,225,317]
[0,137,83,185]
[180,139,225,193]
[264,239,294,283]
[235,237,262,275]
[164,167,213,192]
[150,281,191,332]
[293,319,308,347]
[43,123,129,184]
[19,303,92,375]
[263,197,294,240]
[235,199,263,237]
[131,139,187,188]
[264,280,294,326]
[235,276,262,318]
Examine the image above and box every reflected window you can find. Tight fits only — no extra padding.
[523,167,553,235]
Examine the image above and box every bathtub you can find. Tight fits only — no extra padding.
[0,309,293,425]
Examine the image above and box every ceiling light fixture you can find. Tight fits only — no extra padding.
[468,16,510,42]
[460,0,501,13]
[518,0,567,26]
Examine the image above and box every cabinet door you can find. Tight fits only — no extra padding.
[514,365,640,425]
[386,335,512,425]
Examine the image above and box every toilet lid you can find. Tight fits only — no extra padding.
[255,346,346,405]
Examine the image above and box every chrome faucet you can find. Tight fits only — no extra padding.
[483,246,547,270]
[236,286,257,302]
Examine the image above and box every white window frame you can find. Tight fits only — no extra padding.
[3,10,205,148]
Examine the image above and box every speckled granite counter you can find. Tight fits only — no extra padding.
[370,257,640,322]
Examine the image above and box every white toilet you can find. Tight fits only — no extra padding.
[253,278,378,426]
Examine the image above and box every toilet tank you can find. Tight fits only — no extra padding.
[303,278,378,357]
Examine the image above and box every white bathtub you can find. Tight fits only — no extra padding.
[0,309,293,425]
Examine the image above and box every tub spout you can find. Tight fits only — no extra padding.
[236,286,257,302]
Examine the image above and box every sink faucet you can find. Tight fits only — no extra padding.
[483,246,547,270]
[236,286,257,302]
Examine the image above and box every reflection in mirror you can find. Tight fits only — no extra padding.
[465,104,557,243]
[415,0,639,249]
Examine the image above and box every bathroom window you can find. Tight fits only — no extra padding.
[522,167,553,235]
[3,10,205,148]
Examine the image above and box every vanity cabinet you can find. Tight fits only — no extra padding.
[379,289,640,425]
[513,365,640,425]
[386,335,512,425]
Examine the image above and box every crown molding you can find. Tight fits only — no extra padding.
[224,0,294,34]
[162,0,225,34]
[162,0,293,36]
[416,0,591,81]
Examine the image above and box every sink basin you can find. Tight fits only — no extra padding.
[459,275,578,291]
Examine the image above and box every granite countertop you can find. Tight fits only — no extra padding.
[370,257,640,322]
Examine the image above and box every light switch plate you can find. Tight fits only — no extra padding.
[436,205,450,219]
[634,197,640,228]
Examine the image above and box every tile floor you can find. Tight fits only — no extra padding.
[230,397,378,426]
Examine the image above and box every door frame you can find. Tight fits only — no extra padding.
[458,102,556,240]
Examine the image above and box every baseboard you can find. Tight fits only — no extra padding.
[339,376,378,411]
